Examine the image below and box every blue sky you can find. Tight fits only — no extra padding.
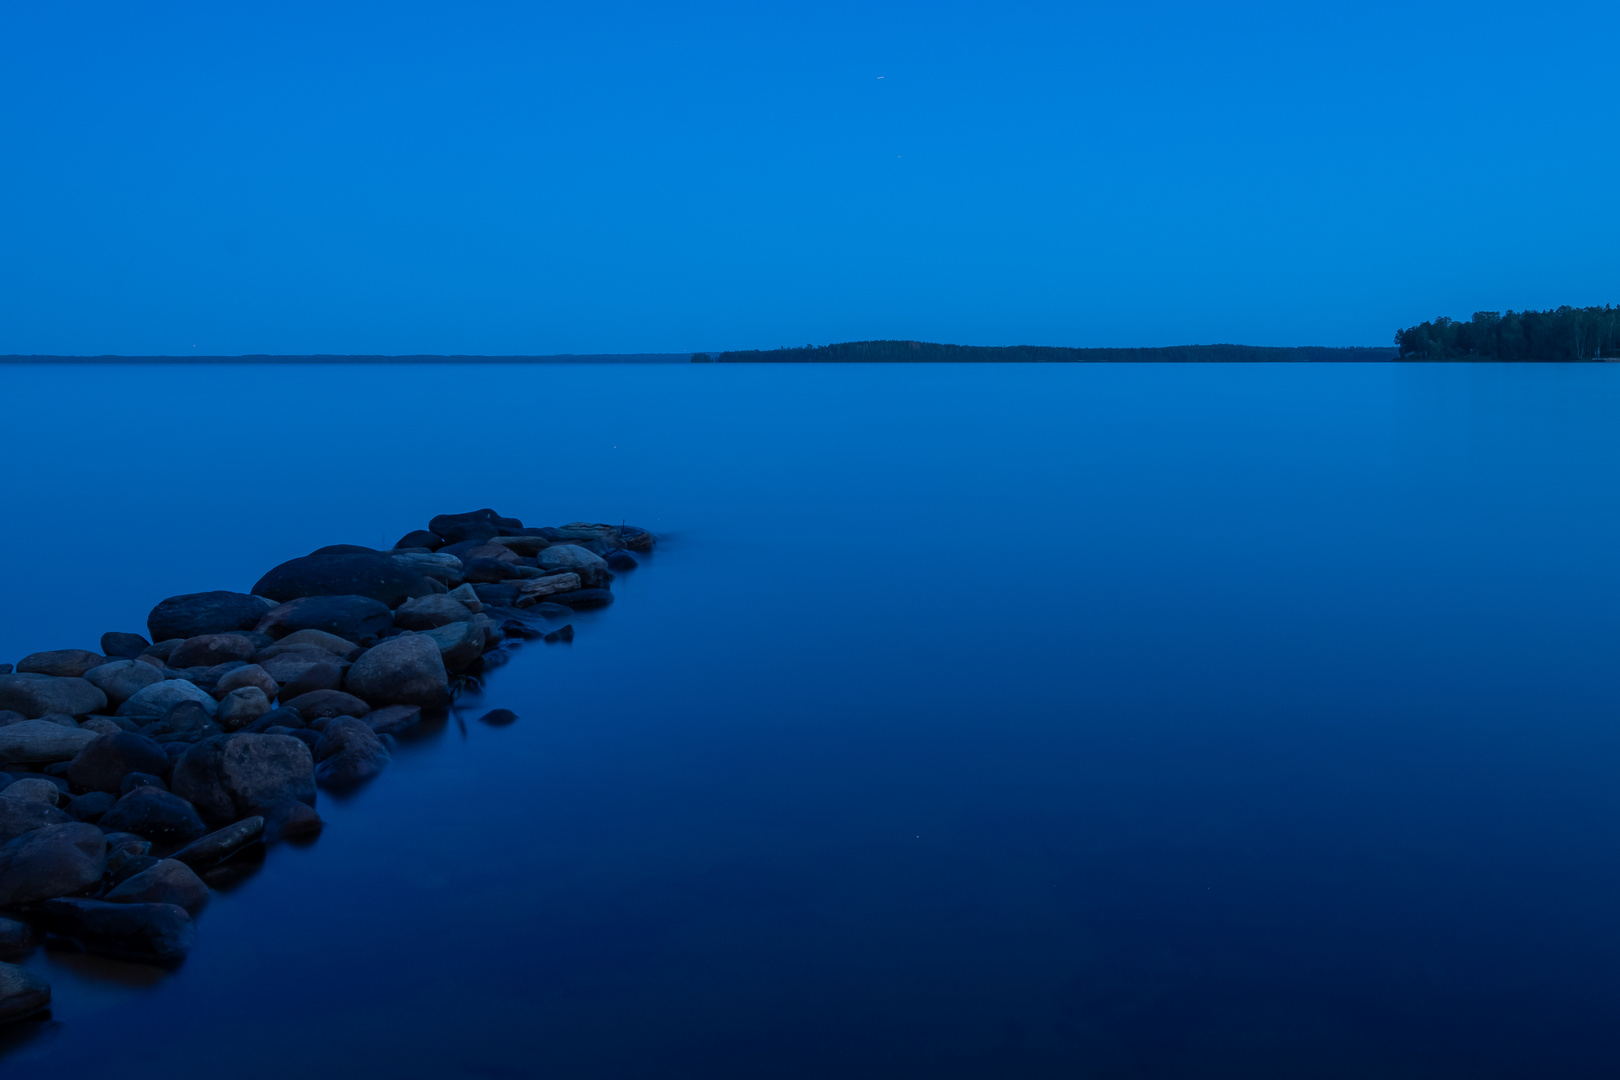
[2,0,1616,354]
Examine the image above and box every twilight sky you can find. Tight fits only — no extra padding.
[2,0,1616,355]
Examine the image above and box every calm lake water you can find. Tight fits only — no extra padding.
[3,362,1620,1078]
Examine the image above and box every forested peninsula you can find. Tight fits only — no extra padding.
[700,343,1396,363]
[1394,306,1620,361]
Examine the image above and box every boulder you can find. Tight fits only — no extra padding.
[68,731,169,793]
[0,962,49,1023]
[486,534,553,556]
[552,521,624,543]
[105,859,209,915]
[100,632,151,659]
[240,706,304,733]
[0,674,108,720]
[470,583,519,607]
[263,797,323,842]
[106,850,158,887]
[393,594,475,631]
[170,734,316,826]
[0,822,106,905]
[394,529,445,550]
[461,557,523,584]
[283,689,370,721]
[621,525,654,551]
[253,595,393,644]
[264,659,343,700]
[139,701,221,744]
[447,583,483,611]
[419,621,484,672]
[212,664,279,701]
[2,778,62,806]
[364,705,421,735]
[65,791,114,822]
[269,629,360,657]
[515,572,581,600]
[499,618,543,640]
[216,687,272,731]
[16,650,107,678]
[313,717,392,788]
[429,508,522,544]
[40,898,195,961]
[117,680,218,721]
[120,773,166,795]
[544,624,575,643]
[0,916,36,957]
[167,634,258,669]
[606,550,639,571]
[478,708,519,726]
[0,720,99,764]
[543,589,615,610]
[98,788,207,844]
[537,544,609,572]
[169,816,264,870]
[344,634,450,707]
[389,550,463,583]
[147,591,272,643]
[252,554,434,608]
[0,799,72,845]
[465,543,521,564]
[80,717,127,736]
[83,659,164,705]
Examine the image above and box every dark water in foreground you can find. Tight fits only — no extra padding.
[3,362,1620,1078]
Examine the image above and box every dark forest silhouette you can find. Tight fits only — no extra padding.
[1394,306,1620,361]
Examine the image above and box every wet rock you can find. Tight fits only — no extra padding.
[429,509,521,544]
[83,659,164,706]
[0,822,106,905]
[65,790,115,822]
[16,650,108,678]
[100,632,150,659]
[212,664,279,702]
[313,717,391,788]
[621,525,654,551]
[82,717,133,736]
[537,543,609,572]
[461,557,524,584]
[0,674,108,720]
[0,917,37,957]
[265,659,344,701]
[216,687,272,731]
[544,589,615,610]
[139,701,221,744]
[169,816,264,870]
[499,619,543,641]
[106,849,158,886]
[389,551,464,585]
[2,778,62,806]
[394,529,445,550]
[119,773,166,796]
[268,629,360,657]
[283,689,370,721]
[394,595,475,631]
[239,706,304,733]
[364,705,420,735]
[98,788,207,844]
[105,859,208,915]
[470,583,519,607]
[116,680,218,722]
[0,799,72,845]
[477,708,518,726]
[0,961,50,1022]
[514,573,581,603]
[170,734,316,826]
[0,720,99,764]
[68,731,169,793]
[544,624,575,643]
[252,553,435,608]
[447,583,483,611]
[40,898,195,961]
[141,639,183,661]
[345,634,450,708]
[263,797,323,841]
[606,550,639,571]
[34,713,79,729]
[279,728,321,753]
[309,543,379,555]
[167,634,258,670]
[147,591,273,643]
[419,621,484,672]
[486,535,553,556]
[254,595,393,644]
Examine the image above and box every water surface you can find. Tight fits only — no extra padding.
[2,362,1619,1078]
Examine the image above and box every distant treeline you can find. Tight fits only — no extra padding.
[698,341,1397,363]
[1394,306,1620,361]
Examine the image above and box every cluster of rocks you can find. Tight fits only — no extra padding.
[0,509,651,1024]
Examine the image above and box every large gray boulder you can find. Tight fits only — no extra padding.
[16,650,107,678]
[68,731,169,794]
[0,962,50,1023]
[117,679,218,721]
[147,591,272,643]
[0,720,99,764]
[0,674,108,720]
[254,595,392,644]
[216,687,272,731]
[252,554,434,608]
[212,664,279,701]
[105,858,209,915]
[0,822,106,906]
[40,898,195,961]
[344,634,450,707]
[170,734,316,826]
[84,659,164,705]
[0,798,72,844]
[537,543,609,571]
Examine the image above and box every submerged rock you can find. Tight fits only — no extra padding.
[477,708,518,726]
[41,898,195,961]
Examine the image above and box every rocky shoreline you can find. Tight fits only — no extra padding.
[0,508,651,1025]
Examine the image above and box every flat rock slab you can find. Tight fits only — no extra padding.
[169,816,264,870]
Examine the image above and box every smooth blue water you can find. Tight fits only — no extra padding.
[3,363,1620,1078]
